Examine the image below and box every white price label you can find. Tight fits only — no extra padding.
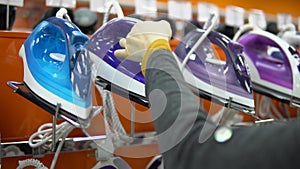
[225,5,245,27]
[46,0,76,8]
[298,17,300,31]
[277,13,293,31]
[248,9,266,29]
[90,0,116,14]
[135,0,157,17]
[197,2,219,24]
[0,0,23,6]
[168,0,192,20]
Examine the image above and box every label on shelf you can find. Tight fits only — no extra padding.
[46,0,76,8]
[277,13,293,31]
[248,9,266,30]
[298,17,300,31]
[90,0,116,14]
[168,0,192,20]
[197,2,219,25]
[135,0,157,17]
[0,0,23,6]
[225,5,245,27]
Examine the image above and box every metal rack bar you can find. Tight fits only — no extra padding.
[1,132,157,158]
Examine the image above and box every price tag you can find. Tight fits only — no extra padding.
[46,0,76,8]
[248,9,266,29]
[225,5,245,27]
[298,17,300,31]
[0,0,23,6]
[197,2,219,25]
[168,0,192,20]
[277,13,293,31]
[135,0,157,17]
[90,0,116,14]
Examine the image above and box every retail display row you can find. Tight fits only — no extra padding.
[1,0,300,169]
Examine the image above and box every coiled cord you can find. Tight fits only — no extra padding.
[17,158,48,169]
[28,121,75,169]
[96,85,129,147]
[28,121,74,148]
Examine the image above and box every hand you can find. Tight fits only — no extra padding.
[114,20,172,62]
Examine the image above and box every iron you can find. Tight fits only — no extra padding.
[17,15,93,122]
[89,16,255,113]
[174,29,254,113]
[87,17,148,106]
[236,27,300,107]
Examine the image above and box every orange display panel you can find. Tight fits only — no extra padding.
[0,30,158,169]
[158,0,300,17]
[0,31,48,142]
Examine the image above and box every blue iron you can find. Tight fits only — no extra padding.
[9,13,93,124]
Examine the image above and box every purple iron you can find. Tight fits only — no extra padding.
[173,17,254,113]
[87,17,148,106]
[235,25,300,107]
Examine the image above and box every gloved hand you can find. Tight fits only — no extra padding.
[114,20,172,62]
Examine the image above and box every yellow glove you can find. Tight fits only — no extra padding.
[114,20,172,62]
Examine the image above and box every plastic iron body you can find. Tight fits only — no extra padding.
[19,16,93,122]
[174,29,255,113]
[237,29,300,107]
[88,17,148,106]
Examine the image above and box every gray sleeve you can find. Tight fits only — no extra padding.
[145,49,300,169]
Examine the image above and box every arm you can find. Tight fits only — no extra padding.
[145,44,300,169]
[114,20,300,169]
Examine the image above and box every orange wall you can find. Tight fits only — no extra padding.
[159,0,300,17]
[0,31,157,169]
